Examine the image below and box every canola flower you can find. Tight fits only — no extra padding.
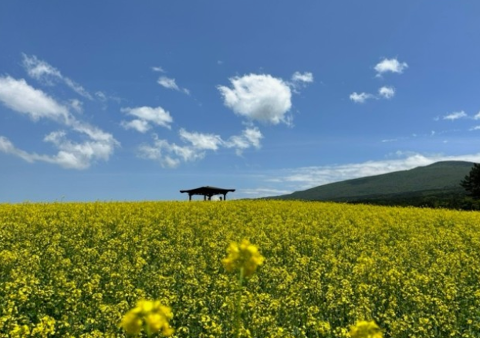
[1,200,480,337]
[222,239,265,278]
[349,320,383,338]
[120,300,174,337]
[222,239,264,338]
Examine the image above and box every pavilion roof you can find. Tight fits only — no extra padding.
[180,186,235,195]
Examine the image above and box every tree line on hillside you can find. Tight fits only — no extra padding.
[350,163,480,211]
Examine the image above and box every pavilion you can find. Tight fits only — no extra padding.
[180,186,235,201]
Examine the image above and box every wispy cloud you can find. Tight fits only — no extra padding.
[139,136,204,168]
[138,127,263,168]
[240,187,292,198]
[152,66,165,73]
[264,152,480,192]
[179,129,223,151]
[218,74,292,125]
[289,71,314,92]
[0,76,118,169]
[291,72,314,83]
[374,58,408,77]
[22,54,93,99]
[349,92,374,103]
[443,111,467,121]
[157,76,190,95]
[225,127,263,155]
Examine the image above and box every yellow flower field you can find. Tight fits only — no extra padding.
[1,200,480,337]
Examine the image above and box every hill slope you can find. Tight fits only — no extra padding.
[273,161,473,205]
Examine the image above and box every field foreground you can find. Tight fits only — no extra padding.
[1,200,480,337]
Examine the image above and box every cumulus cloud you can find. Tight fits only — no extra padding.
[473,112,480,120]
[349,92,374,103]
[378,86,395,99]
[22,54,92,99]
[121,106,173,133]
[0,76,118,169]
[157,76,190,95]
[374,58,408,76]
[42,126,118,169]
[218,74,292,125]
[0,76,70,123]
[443,111,467,121]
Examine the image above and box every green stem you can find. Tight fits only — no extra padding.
[234,267,245,338]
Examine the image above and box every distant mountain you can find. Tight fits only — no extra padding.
[271,161,474,206]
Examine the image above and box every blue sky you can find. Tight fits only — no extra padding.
[1,1,480,202]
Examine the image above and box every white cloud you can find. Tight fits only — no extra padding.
[473,112,480,120]
[0,76,118,169]
[138,136,205,168]
[242,127,263,148]
[218,74,292,125]
[0,124,118,170]
[0,76,70,123]
[374,58,408,76]
[158,76,179,90]
[138,126,263,167]
[267,152,480,191]
[240,187,292,197]
[22,54,92,99]
[70,99,83,113]
[225,127,263,155]
[349,92,374,103]
[378,86,395,99]
[291,72,313,84]
[152,66,165,73]
[179,129,223,150]
[443,111,467,121]
[22,54,61,80]
[157,76,189,95]
[289,71,314,92]
[95,91,107,101]
[121,120,150,133]
[470,126,480,131]
[42,125,117,169]
[121,106,173,132]
[0,136,39,163]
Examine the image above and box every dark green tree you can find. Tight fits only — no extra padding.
[461,163,480,199]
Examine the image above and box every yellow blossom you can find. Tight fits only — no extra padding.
[120,300,174,336]
[222,239,265,277]
[349,320,383,338]
[120,312,142,335]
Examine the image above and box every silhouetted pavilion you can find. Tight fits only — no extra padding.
[180,186,235,201]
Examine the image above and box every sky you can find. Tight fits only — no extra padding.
[1,1,480,202]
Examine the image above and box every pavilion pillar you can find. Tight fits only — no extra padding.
[223,193,227,201]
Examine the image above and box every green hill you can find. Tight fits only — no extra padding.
[272,161,475,208]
